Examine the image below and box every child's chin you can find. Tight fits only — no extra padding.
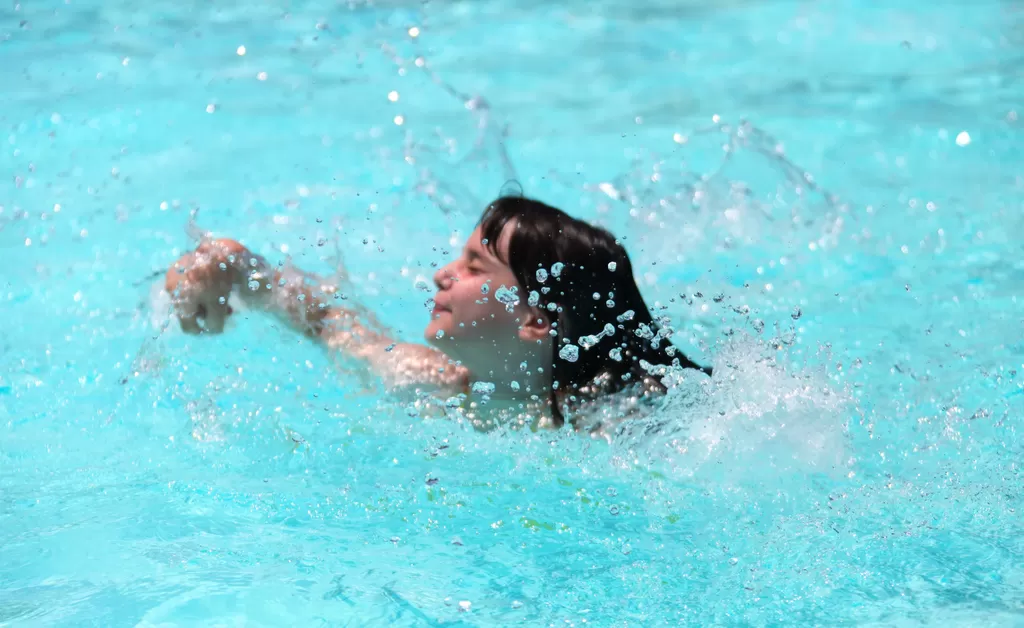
[424,323,449,344]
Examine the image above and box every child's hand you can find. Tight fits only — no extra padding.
[165,239,247,334]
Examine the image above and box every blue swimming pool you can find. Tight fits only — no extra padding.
[2,0,1022,624]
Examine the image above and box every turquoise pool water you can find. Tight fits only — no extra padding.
[2,0,1023,624]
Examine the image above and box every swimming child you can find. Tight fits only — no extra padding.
[164,196,711,431]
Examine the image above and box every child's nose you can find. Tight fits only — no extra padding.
[433,264,455,289]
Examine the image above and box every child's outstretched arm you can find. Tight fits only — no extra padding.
[164,238,468,392]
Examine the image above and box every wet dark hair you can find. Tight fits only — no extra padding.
[479,196,711,427]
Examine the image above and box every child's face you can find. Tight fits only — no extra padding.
[425,224,547,361]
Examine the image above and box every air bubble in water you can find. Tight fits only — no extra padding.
[609,348,622,361]
[608,262,617,271]
[791,306,802,320]
[752,319,765,334]
[559,344,579,362]
[510,381,520,392]
[494,285,519,312]
[579,335,599,349]
[471,381,496,395]
[551,262,564,278]
[480,283,489,295]
[536,268,548,283]
[435,330,445,339]
[218,296,226,305]
[603,323,615,336]
[592,292,601,300]
[609,505,620,515]
[219,262,227,271]
[444,396,462,408]
[247,279,260,291]
[528,291,540,306]
[520,361,528,372]
[617,310,635,322]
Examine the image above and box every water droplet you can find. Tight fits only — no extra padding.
[247,279,260,291]
[519,361,528,372]
[609,348,622,361]
[606,300,615,308]
[471,381,495,395]
[616,310,635,322]
[791,306,802,320]
[536,268,548,283]
[528,291,540,306]
[385,343,396,352]
[609,505,620,515]
[218,296,226,305]
[511,600,523,609]
[458,601,471,612]
[559,344,579,362]
[435,330,445,339]
[752,319,765,334]
[592,292,601,300]
[510,381,520,392]
[579,335,599,350]
[551,262,564,278]
[494,285,520,312]
[606,487,618,497]
[480,283,489,295]
[219,262,227,271]
[603,323,615,336]
[607,262,617,271]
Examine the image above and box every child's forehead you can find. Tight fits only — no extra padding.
[466,220,517,261]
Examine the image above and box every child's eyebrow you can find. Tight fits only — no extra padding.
[465,246,488,264]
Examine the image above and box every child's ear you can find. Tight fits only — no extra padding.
[518,309,552,342]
